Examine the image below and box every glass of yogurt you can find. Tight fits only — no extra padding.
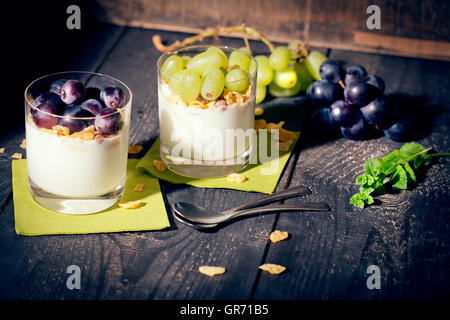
[24,72,132,214]
[157,45,257,178]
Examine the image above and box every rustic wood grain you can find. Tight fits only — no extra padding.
[252,50,450,299]
[87,0,450,60]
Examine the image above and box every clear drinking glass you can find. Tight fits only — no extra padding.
[24,71,132,214]
[157,45,257,178]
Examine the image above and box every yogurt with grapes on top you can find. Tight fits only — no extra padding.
[26,79,130,197]
[158,47,256,162]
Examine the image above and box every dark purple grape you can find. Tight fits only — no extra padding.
[344,81,376,106]
[31,92,64,111]
[85,86,101,100]
[328,100,362,127]
[81,99,104,116]
[310,107,340,137]
[319,60,344,83]
[49,79,67,96]
[360,97,393,128]
[59,105,92,134]
[364,75,385,94]
[60,80,86,105]
[32,102,59,129]
[307,80,343,107]
[100,86,124,109]
[340,118,368,140]
[344,65,367,86]
[382,118,415,142]
[95,107,120,135]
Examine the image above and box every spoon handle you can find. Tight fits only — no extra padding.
[219,202,330,224]
[227,185,312,213]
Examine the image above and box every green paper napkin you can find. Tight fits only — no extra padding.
[12,159,170,236]
[136,132,300,194]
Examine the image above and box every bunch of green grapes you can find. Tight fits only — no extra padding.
[160,47,252,104]
[249,40,328,104]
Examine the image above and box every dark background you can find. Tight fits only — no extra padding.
[5,1,95,133]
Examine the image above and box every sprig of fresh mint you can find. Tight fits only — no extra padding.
[350,142,449,209]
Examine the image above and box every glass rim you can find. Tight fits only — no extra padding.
[157,45,257,85]
[24,71,132,120]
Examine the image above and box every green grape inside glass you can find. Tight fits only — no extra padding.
[157,46,257,178]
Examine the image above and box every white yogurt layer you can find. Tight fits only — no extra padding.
[26,121,128,197]
[158,83,255,162]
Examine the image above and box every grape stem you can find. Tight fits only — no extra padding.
[152,24,276,53]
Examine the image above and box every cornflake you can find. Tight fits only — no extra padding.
[20,139,27,149]
[278,128,296,142]
[269,230,289,243]
[11,153,23,159]
[276,141,293,152]
[266,121,285,132]
[153,159,166,172]
[259,263,286,275]
[0,147,4,153]
[254,119,267,131]
[133,183,145,192]
[69,126,95,140]
[128,145,143,154]
[199,266,226,277]
[226,173,247,183]
[255,107,264,116]
[118,200,145,209]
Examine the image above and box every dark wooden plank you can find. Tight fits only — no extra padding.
[88,0,450,60]
[0,28,315,299]
[253,51,450,299]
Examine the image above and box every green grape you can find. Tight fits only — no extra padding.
[273,66,297,89]
[200,67,226,100]
[181,55,192,64]
[225,68,250,93]
[161,55,186,81]
[287,40,305,59]
[269,46,291,71]
[256,84,267,104]
[201,77,225,100]
[268,78,301,97]
[228,50,251,71]
[305,51,327,81]
[202,67,225,81]
[249,59,257,76]
[187,51,224,74]
[254,55,273,86]
[205,47,228,69]
[238,46,252,55]
[169,69,202,103]
[293,60,314,92]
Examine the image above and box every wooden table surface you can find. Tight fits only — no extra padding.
[0,23,449,300]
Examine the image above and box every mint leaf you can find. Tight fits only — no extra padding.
[355,174,367,185]
[350,193,374,209]
[391,165,408,189]
[350,143,448,209]
[403,162,416,183]
[399,142,425,157]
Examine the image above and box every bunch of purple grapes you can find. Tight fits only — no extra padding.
[307,60,409,141]
[31,79,124,135]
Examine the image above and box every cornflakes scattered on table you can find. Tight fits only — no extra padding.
[128,145,143,154]
[133,183,145,192]
[11,153,22,159]
[226,173,247,183]
[269,230,289,243]
[199,266,226,277]
[118,200,145,209]
[259,263,286,274]
[153,159,166,172]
